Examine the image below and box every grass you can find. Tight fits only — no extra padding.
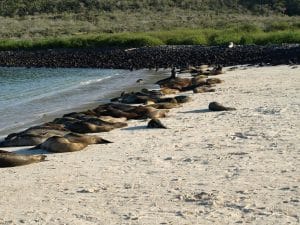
[0,28,300,51]
[0,10,299,50]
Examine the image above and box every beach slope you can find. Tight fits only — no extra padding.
[0,65,299,225]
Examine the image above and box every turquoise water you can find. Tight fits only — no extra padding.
[0,67,164,137]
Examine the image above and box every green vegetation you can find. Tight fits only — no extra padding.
[0,0,299,49]
[1,0,300,17]
[1,28,299,50]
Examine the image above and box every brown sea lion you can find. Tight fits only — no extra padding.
[208,102,236,111]
[0,150,46,167]
[66,121,115,133]
[193,87,216,93]
[147,102,181,109]
[0,127,69,147]
[52,116,80,126]
[145,107,169,119]
[104,106,140,120]
[206,78,223,85]
[209,65,223,75]
[36,136,88,153]
[156,68,192,91]
[55,113,128,129]
[191,77,207,86]
[156,97,178,104]
[64,133,112,144]
[63,112,88,118]
[157,77,192,91]
[111,91,161,104]
[111,92,153,104]
[196,65,223,76]
[160,88,180,95]
[94,103,136,113]
[147,119,167,129]
[83,117,127,128]
[98,116,127,123]
[140,88,162,97]
[0,134,47,147]
[174,96,192,104]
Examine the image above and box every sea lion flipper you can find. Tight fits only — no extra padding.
[97,138,113,144]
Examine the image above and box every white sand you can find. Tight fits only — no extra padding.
[1,65,299,225]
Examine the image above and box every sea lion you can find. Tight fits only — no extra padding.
[0,134,47,147]
[98,116,127,123]
[156,97,178,104]
[208,102,236,111]
[36,136,88,153]
[140,88,162,97]
[94,103,136,113]
[57,112,128,129]
[82,117,127,128]
[158,77,192,91]
[52,116,80,126]
[0,127,69,147]
[66,121,115,133]
[147,102,181,109]
[193,87,215,93]
[156,69,192,91]
[145,107,169,119]
[191,77,207,86]
[63,112,88,118]
[160,87,180,95]
[104,106,140,120]
[111,92,150,104]
[64,133,112,144]
[0,150,46,167]
[206,78,223,85]
[147,119,167,129]
[174,96,192,104]
[209,65,223,75]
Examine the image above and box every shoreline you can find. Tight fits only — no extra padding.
[0,68,171,139]
[0,65,299,224]
[0,44,299,69]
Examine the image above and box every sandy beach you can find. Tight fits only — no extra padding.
[0,65,299,225]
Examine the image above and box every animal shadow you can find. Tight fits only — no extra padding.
[122,125,148,131]
[180,109,211,114]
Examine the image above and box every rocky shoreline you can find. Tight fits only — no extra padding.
[0,44,299,69]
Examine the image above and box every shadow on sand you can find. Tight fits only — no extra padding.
[121,125,148,131]
[180,109,211,114]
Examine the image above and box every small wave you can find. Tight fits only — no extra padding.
[79,76,112,86]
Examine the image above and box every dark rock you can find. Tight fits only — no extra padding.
[0,44,299,69]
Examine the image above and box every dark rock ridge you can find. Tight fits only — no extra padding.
[0,44,299,69]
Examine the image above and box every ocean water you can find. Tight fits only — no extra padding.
[0,67,166,137]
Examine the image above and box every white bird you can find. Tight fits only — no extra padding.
[228,42,234,48]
